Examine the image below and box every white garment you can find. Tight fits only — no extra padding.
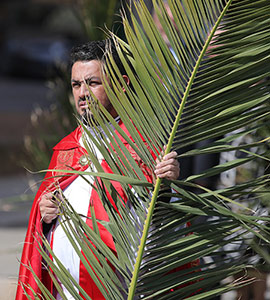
[49,120,120,299]
[54,165,93,299]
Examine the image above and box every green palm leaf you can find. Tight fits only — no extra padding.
[25,0,270,299]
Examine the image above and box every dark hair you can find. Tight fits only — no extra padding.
[70,39,127,76]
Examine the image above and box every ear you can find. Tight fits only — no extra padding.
[122,75,130,92]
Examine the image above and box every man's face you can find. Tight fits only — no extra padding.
[71,60,117,124]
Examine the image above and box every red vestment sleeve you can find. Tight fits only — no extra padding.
[15,127,87,300]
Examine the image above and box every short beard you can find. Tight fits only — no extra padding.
[80,101,116,127]
[79,97,101,126]
[80,108,98,127]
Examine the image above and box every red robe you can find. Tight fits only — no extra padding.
[16,120,197,299]
[16,120,156,299]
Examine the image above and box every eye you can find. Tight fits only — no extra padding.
[72,81,80,89]
[90,81,99,86]
[85,78,100,86]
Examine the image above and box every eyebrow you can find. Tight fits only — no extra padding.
[71,76,101,84]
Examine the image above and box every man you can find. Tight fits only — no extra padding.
[16,40,180,300]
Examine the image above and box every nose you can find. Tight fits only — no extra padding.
[79,82,90,99]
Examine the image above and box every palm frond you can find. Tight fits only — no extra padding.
[25,0,270,299]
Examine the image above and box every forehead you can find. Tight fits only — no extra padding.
[71,60,103,80]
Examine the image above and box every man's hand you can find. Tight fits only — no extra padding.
[39,191,62,224]
[154,150,180,180]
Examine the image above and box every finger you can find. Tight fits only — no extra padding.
[40,205,59,215]
[41,206,59,215]
[42,192,57,201]
[40,195,59,210]
[163,151,178,161]
[155,164,179,176]
[41,198,59,208]
[41,191,63,204]
[155,162,180,178]
[42,213,58,224]
[156,150,178,164]
[41,212,59,224]
[156,145,167,162]
[155,170,178,180]
[41,203,58,211]
[156,158,179,169]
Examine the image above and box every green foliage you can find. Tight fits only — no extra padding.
[23,0,270,299]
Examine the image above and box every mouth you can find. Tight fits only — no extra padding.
[78,100,88,110]
[78,99,99,114]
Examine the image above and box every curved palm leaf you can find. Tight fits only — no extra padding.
[24,0,270,299]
